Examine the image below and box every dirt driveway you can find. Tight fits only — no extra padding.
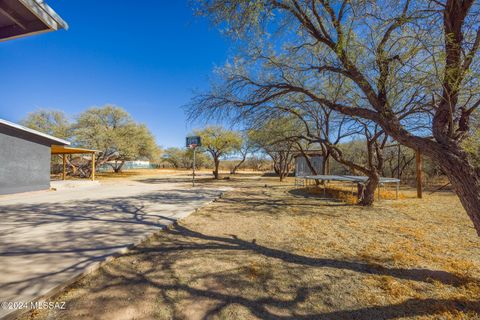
[15,175,480,320]
[0,174,228,319]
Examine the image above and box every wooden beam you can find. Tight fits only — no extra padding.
[0,20,45,40]
[62,153,66,180]
[0,0,68,42]
[91,153,95,181]
[416,150,423,199]
[0,5,28,30]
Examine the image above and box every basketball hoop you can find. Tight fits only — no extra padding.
[186,136,201,187]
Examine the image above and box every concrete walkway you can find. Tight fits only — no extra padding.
[0,176,228,318]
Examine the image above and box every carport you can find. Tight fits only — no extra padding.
[51,145,98,181]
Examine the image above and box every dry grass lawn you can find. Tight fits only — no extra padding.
[96,169,192,180]
[19,174,480,320]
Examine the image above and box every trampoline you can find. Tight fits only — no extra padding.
[295,175,401,200]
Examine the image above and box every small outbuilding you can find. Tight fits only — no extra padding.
[0,119,71,194]
[294,152,324,177]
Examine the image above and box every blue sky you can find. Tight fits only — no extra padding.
[0,1,229,148]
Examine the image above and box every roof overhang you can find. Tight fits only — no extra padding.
[294,150,324,157]
[0,118,70,145]
[0,0,68,42]
[51,145,99,155]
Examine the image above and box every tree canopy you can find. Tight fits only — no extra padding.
[22,105,159,174]
[248,117,299,181]
[194,126,242,179]
[162,147,211,169]
[73,105,158,172]
[190,0,480,234]
[21,110,72,140]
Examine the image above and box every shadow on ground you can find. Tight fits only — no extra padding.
[0,187,221,302]
[288,188,351,206]
[14,176,480,320]
[27,222,480,320]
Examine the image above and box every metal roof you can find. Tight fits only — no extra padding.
[0,118,70,145]
[51,145,98,154]
[0,0,68,41]
[293,150,324,157]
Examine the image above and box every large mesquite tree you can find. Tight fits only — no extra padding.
[21,110,72,140]
[22,106,159,176]
[74,105,158,173]
[193,0,480,235]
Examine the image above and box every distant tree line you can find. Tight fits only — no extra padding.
[162,126,268,179]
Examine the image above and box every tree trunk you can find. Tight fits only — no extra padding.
[437,154,480,235]
[322,153,330,175]
[213,158,220,179]
[283,160,291,181]
[278,156,285,181]
[65,155,77,176]
[230,156,246,174]
[280,151,293,182]
[113,161,125,173]
[389,126,480,235]
[358,172,379,206]
[297,146,320,185]
[273,163,280,175]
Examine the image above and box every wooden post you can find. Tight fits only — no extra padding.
[397,144,401,180]
[416,150,423,198]
[91,152,95,181]
[62,153,66,180]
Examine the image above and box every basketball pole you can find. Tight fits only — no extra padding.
[186,136,201,187]
[192,146,196,187]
